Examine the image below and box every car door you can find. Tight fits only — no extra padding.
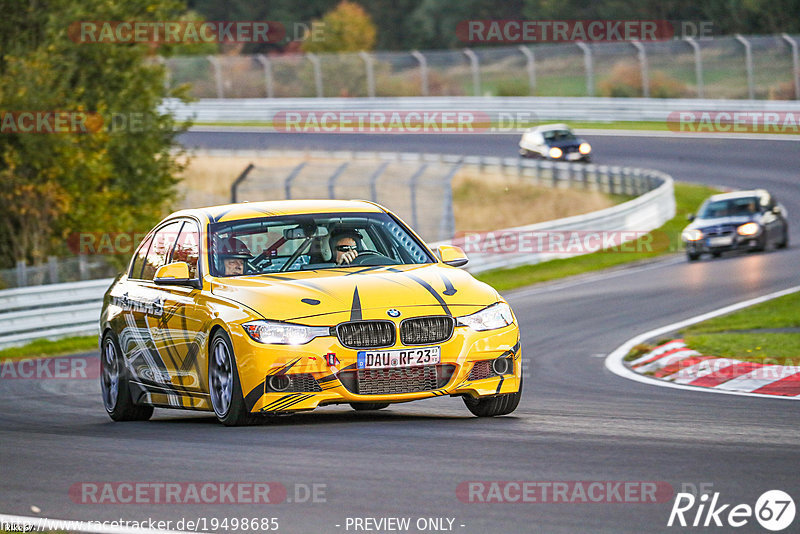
[759,193,781,244]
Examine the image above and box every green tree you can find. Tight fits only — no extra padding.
[302,1,377,53]
[0,0,193,268]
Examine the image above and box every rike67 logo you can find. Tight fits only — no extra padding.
[668,490,795,531]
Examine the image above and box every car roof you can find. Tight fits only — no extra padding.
[528,123,571,133]
[707,189,768,202]
[169,199,386,225]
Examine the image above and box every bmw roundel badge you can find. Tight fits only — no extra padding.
[387,309,401,318]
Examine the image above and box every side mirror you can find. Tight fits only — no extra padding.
[154,262,200,288]
[772,206,782,214]
[437,245,468,268]
[686,213,695,222]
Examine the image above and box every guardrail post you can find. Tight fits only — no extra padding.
[327,162,350,198]
[48,256,58,284]
[518,46,536,95]
[782,34,800,100]
[735,34,755,100]
[684,37,704,98]
[575,42,594,97]
[359,51,376,98]
[411,50,429,97]
[369,161,390,202]
[463,49,481,96]
[631,41,649,98]
[231,163,255,203]
[307,53,324,97]
[206,56,225,98]
[256,55,274,98]
[284,162,308,199]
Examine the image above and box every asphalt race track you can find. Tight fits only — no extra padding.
[1,131,799,534]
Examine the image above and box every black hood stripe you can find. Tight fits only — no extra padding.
[350,287,362,321]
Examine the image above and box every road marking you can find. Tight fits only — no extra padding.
[576,129,800,142]
[604,284,800,400]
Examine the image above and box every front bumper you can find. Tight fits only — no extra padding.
[229,323,522,414]
[684,234,761,254]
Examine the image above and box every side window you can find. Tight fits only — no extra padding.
[170,221,201,279]
[129,234,153,279]
[141,221,182,281]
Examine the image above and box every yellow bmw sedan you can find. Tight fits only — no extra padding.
[100,200,522,425]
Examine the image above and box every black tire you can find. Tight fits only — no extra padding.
[711,251,722,258]
[463,376,523,417]
[777,227,789,249]
[101,332,153,422]
[350,403,390,411]
[687,252,700,262]
[209,330,256,426]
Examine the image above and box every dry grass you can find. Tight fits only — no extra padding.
[178,154,617,232]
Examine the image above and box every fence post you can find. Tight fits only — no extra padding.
[327,162,350,199]
[735,34,755,100]
[576,42,594,96]
[307,53,324,97]
[684,37,704,98]
[284,162,308,200]
[369,161,390,202]
[463,48,481,96]
[231,163,255,203]
[518,46,536,95]
[782,34,800,100]
[78,255,89,281]
[439,160,463,241]
[359,51,376,97]
[408,163,429,229]
[155,55,170,92]
[256,55,274,98]
[206,56,224,98]
[631,41,649,98]
[48,256,58,284]
[16,260,26,287]
[411,50,429,96]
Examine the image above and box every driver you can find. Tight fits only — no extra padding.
[215,236,252,275]
[329,229,361,265]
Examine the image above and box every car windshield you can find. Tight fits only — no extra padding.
[698,197,759,218]
[208,212,435,276]
[541,129,576,142]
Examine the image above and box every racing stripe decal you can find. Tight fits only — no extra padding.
[265,358,302,376]
[386,269,451,316]
[350,287,362,321]
[439,273,457,296]
[262,393,301,411]
[496,376,505,394]
[244,381,266,412]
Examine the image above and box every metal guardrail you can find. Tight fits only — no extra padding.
[165,96,800,125]
[0,153,674,349]
[0,279,112,348]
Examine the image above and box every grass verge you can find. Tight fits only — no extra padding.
[476,181,720,292]
[0,335,98,361]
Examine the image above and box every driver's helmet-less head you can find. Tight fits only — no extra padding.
[328,229,362,259]
[214,236,252,274]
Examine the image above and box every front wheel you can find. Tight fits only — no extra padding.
[777,227,789,249]
[687,252,700,262]
[101,332,153,422]
[209,330,255,426]
[463,377,522,417]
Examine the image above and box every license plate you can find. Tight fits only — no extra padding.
[357,347,441,369]
[567,152,582,160]
[708,236,733,247]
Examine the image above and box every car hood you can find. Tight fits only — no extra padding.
[210,264,500,325]
[685,215,756,230]
[547,138,584,149]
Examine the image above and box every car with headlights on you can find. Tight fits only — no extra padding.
[519,123,592,162]
[99,200,522,426]
[681,189,789,261]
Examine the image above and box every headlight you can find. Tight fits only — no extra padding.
[737,222,760,236]
[682,229,703,242]
[549,147,563,159]
[456,302,514,331]
[242,320,330,345]
[579,142,592,155]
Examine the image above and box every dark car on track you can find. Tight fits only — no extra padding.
[681,189,789,261]
[519,124,592,162]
